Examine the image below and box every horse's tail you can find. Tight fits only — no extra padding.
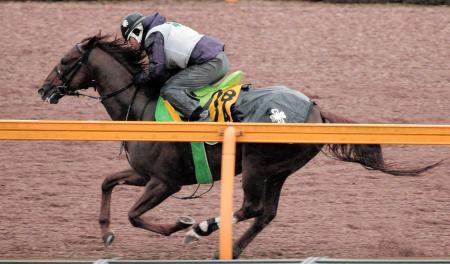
[318,110,441,176]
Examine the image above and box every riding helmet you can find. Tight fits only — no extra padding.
[121,12,145,40]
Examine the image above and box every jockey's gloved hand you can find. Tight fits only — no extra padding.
[133,71,150,87]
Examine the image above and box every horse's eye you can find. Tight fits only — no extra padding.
[60,58,68,65]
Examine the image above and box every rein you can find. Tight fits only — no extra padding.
[71,82,134,103]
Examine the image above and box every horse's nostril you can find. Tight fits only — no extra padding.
[38,88,44,96]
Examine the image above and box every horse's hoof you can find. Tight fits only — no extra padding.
[184,228,200,244]
[102,232,115,247]
[176,216,196,229]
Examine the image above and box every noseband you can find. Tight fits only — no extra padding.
[55,43,133,102]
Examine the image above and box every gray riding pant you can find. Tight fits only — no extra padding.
[160,52,229,118]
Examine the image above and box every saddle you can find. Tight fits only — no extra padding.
[155,70,243,122]
[154,71,244,184]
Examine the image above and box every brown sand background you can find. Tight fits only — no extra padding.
[0,0,449,260]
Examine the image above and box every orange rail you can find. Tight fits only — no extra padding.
[1,120,450,144]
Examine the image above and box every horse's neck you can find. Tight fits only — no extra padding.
[90,48,158,121]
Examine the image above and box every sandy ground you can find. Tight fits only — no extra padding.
[0,0,449,260]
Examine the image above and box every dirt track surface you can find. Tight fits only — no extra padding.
[0,0,449,260]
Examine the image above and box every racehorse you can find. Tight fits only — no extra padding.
[38,34,439,258]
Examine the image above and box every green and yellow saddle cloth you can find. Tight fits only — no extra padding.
[155,70,244,184]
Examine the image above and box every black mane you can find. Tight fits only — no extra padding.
[81,34,146,75]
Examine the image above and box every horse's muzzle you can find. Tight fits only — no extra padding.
[38,85,63,104]
[46,92,63,104]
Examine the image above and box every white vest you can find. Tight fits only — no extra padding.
[146,22,204,69]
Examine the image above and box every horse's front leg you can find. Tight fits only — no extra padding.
[128,176,195,236]
[99,169,147,246]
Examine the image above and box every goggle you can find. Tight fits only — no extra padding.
[127,23,144,43]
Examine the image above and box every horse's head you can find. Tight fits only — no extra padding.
[38,37,99,104]
[39,35,147,105]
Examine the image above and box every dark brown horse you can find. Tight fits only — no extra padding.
[38,35,439,258]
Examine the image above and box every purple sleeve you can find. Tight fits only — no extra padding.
[142,32,169,85]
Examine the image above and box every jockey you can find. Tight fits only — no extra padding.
[120,12,229,121]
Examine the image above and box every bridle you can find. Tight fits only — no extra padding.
[55,43,134,103]
[55,43,95,96]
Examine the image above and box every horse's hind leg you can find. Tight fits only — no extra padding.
[99,169,147,246]
[184,152,267,243]
[232,143,322,258]
[128,176,194,236]
[185,144,301,243]
[193,169,290,258]
[231,173,289,258]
